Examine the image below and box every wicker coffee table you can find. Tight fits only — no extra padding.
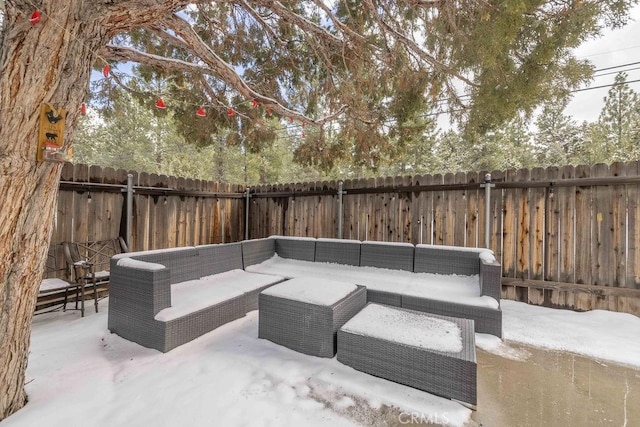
[337,303,477,406]
[258,277,366,357]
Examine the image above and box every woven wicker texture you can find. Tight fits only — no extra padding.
[197,243,244,277]
[402,295,502,337]
[315,239,361,266]
[480,260,502,301]
[132,248,201,285]
[337,304,477,406]
[259,285,366,357]
[414,246,480,275]
[275,237,316,261]
[360,242,414,271]
[366,289,402,307]
[241,238,276,267]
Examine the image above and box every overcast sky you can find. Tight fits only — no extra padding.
[566,4,640,123]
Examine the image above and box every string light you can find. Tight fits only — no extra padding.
[29,10,41,25]
[102,64,110,78]
[196,106,206,117]
[81,103,87,116]
[155,98,167,109]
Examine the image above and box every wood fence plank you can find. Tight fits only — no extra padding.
[574,164,593,310]
[433,174,444,246]
[73,164,90,244]
[591,163,612,287]
[465,172,479,248]
[516,168,531,280]
[530,167,546,281]
[627,161,640,289]
[611,162,627,288]
[558,165,576,284]
[489,170,504,258]
[501,169,518,280]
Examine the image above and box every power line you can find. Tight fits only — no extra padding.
[592,66,640,78]
[593,61,640,74]
[572,78,640,93]
[580,44,640,58]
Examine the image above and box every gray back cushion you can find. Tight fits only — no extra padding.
[197,242,244,276]
[360,242,414,272]
[414,246,480,275]
[315,239,361,266]
[241,238,276,267]
[275,237,316,261]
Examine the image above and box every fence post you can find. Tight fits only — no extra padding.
[337,181,345,239]
[245,187,251,241]
[126,174,134,250]
[480,173,495,249]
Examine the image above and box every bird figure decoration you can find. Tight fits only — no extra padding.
[46,109,63,124]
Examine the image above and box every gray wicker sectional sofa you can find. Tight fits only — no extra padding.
[245,237,503,337]
[108,236,502,353]
[108,242,285,352]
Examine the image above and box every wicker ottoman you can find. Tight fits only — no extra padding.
[258,277,366,357]
[337,303,477,406]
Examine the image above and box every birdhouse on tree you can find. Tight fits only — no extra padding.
[37,103,70,162]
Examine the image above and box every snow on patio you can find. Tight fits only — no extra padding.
[4,299,640,427]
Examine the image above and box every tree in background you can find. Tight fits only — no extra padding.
[533,99,584,167]
[0,1,636,418]
[593,72,640,160]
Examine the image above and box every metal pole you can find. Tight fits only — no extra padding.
[337,181,344,239]
[481,173,495,249]
[126,174,133,250]
[245,187,250,240]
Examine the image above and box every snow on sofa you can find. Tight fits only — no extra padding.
[108,236,502,353]
[244,237,502,337]
[108,242,284,352]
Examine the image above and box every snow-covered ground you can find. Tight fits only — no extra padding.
[3,299,640,427]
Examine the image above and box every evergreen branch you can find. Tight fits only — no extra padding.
[309,0,367,45]
[363,0,478,89]
[161,12,348,125]
[244,0,343,47]
[233,0,287,46]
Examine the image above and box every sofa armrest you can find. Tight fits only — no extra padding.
[479,258,502,301]
[109,258,172,316]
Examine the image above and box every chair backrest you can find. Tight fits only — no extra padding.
[44,244,68,279]
[63,238,129,282]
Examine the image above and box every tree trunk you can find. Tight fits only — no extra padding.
[0,2,108,420]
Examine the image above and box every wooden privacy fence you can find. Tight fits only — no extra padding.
[248,162,640,316]
[52,163,245,257]
[49,162,640,315]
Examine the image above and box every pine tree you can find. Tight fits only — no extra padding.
[533,99,583,166]
[596,72,640,160]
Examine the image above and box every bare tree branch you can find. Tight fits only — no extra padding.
[145,26,191,51]
[101,44,211,74]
